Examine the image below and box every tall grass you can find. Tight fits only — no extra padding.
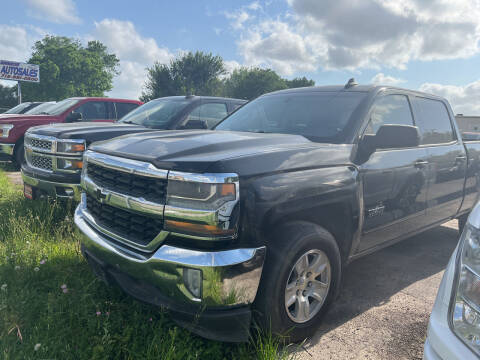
[0,168,294,360]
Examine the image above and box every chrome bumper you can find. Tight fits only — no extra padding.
[0,143,14,155]
[74,202,266,308]
[21,170,82,201]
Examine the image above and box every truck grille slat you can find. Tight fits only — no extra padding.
[86,194,163,246]
[87,163,167,204]
[30,154,53,171]
[29,138,53,151]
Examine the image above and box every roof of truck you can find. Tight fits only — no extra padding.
[68,97,143,103]
[267,84,447,102]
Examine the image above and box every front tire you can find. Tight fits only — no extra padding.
[13,139,25,169]
[253,222,342,342]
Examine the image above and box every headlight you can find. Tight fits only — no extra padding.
[165,172,239,239]
[0,124,14,138]
[57,140,86,154]
[166,180,235,211]
[56,158,83,170]
[452,223,480,354]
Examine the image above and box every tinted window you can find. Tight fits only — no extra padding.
[47,99,80,115]
[25,102,56,115]
[216,92,367,143]
[118,98,190,129]
[414,97,454,144]
[73,101,108,121]
[365,95,414,135]
[186,103,228,128]
[5,102,34,114]
[116,102,140,119]
[231,103,244,111]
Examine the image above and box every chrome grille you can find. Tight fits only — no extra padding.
[87,162,167,204]
[30,154,53,171]
[30,138,53,151]
[86,194,163,246]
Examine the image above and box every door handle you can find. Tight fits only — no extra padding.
[456,155,467,163]
[414,160,429,168]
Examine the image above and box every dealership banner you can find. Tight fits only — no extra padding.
[0,60,40,83]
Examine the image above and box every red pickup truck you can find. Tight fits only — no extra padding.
[0,97,142,167]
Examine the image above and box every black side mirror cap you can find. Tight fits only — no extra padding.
[357,124,420,163]
[66,112,82,123]
[374,124,420,149]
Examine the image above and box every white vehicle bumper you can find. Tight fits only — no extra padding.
[424,246,478,360]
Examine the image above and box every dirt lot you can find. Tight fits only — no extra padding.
[297,220,458,360]
[4,171,458,359]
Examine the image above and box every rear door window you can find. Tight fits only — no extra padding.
[414,97,455,145]
[365,95,414,135]
[74,101,108,121]
[186,102,228,128]
[115,102,140,120]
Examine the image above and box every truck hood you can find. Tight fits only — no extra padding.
[0,114,56,123]
[27,122,155,144]
[89,130,354,176]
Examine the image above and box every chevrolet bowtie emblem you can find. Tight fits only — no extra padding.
[95,188,107,201]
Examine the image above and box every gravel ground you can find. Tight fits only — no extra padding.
[296,220,459,360]
[6,171,22,186]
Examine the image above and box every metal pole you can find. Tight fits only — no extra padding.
[17,81,22,104]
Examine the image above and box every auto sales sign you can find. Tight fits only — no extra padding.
[0,60,39,83]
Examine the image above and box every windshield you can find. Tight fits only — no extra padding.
[5,103,33,114]
[45,98,80,116]
[118,98,190,129]
[215,92,367,143]
[25,102,56,115]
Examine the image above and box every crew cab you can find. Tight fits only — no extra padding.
[21,96,246,200]
[0,97,142,166]
[74,82,480,342]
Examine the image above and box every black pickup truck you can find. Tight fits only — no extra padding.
[21,96,246,200]
[74,82,480,342]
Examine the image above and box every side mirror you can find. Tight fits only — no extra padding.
[66,111,82,123]
[359,124,420,160]
[182,119,208,130]
[374,124,420,149]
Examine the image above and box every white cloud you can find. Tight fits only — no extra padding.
[247,1,262,11]
[419,80,480,115]
[91,19,174,99]
[225,10,251,30]
[371,73,406,86]
[231,0,480,75]
[24,0,81,24]
[0,24,46,87]
[224,60,242,74]
[239,20,317,75]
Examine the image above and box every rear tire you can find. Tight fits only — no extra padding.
[253,222,342,343]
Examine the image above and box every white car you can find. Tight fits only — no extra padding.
[424,204,480,359]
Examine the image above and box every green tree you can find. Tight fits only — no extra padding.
[285,76,315,88]
[21,36,120,101]
[222,67,288,100]
[141,51,225,102]
[0,84,17,110]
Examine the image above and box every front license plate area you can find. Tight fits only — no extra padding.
[24,184,34,199]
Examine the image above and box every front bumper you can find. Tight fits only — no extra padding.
[0,142,14,161]
[22,170,82,201]
[74,202,266,342]
[424,246,478,360]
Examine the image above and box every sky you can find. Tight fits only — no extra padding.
[1,0,480,114]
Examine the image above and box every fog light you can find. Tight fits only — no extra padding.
[183,268,202,299]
